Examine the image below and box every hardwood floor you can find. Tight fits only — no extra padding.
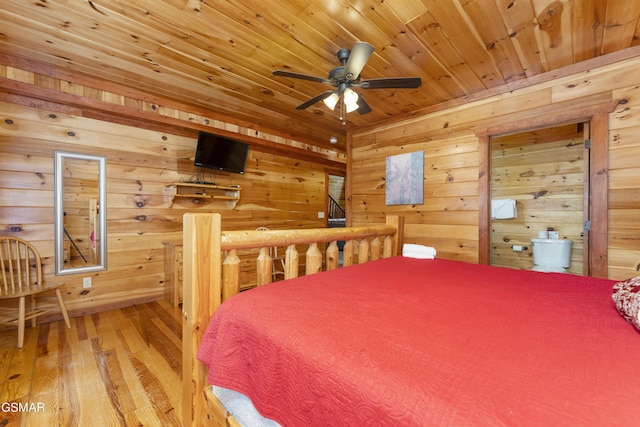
[0,300,183,426]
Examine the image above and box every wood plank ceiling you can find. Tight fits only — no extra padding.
[0,0,639,152]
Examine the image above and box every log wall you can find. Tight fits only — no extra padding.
[351,55,640,280]
[0,66,340,316]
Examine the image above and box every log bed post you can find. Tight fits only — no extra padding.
[386,214,404,256]
[182,213,223,426]
[182,214,404,426]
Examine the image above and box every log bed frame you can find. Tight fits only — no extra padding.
[181,213,404,426]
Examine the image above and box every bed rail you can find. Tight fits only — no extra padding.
[181,213,403,426]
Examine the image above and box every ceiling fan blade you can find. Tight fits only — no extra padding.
[295,90,335,110]
[359,77,422,89]
[356,95,372,115]
[343,42,375,81]
[273,70,331,85]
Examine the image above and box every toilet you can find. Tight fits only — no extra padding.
[531,238,573,272]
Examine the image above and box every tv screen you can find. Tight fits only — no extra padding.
[194,131,249,174]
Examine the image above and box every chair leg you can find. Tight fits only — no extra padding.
[55,288,72,329]
[17,296,25,349]
[30,295,37,328]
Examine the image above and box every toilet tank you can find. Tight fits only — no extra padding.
[531,238,573,268]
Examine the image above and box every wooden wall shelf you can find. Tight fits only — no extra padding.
[168,182,241,208]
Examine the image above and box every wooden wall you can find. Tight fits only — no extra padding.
[0,67,340,317]
[350,54,640,281]
[490,124,585,274]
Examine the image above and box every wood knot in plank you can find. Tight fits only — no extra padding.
[537,1,564,47]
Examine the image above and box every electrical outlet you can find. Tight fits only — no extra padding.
[82,277,92,288]
[318,211,325,219]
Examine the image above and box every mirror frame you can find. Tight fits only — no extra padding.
[54,151,107,275]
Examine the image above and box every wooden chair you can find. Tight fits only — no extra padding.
[255,227,286,281]
[0,236,71,348]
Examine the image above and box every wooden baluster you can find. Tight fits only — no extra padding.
[0,241,7,293]
[256,247,272,286]
[222,249,241,300]
[387,215,404,256]
[306,243,322,275]
[383,235,393,258]
[358,238,370,264]
[370,237,381,261]
[285,244,299,279]
[342,240,354,267]
[326,241,339,270]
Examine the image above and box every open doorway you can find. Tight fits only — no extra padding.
[327,173,346,228]
[477,102,613,278]
[490,122,588,274]
[327,172,346,265]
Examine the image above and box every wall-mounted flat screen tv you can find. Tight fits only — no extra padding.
[194,131,249,174]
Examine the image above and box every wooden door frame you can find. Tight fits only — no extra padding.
[582,122,591,276]
[476,99,621,278]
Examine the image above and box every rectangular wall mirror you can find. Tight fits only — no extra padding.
[54,151,107,275]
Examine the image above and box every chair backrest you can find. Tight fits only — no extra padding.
[0,236,43,294]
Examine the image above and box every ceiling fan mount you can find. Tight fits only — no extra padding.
[336,47,351,64]
[273,41,422,123]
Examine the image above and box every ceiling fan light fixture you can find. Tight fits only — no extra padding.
[323,93,340,110]
[343,88,359,113]
[345,102,359,114]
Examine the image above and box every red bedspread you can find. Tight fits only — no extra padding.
[197,257,640,426]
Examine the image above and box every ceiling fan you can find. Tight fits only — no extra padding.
[273,42,422,124]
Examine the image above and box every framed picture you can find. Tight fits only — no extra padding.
[386,151,424,205]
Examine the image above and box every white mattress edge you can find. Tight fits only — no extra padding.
[211,385,281,427]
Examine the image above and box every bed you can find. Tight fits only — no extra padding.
[181,213,640,426]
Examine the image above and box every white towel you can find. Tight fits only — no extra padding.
[492,198,518,219]
[402,243,436,259]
